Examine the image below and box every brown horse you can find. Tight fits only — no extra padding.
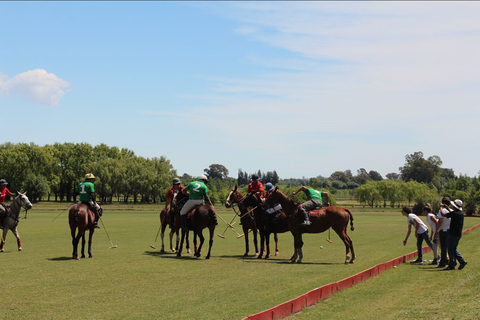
[225,186,280,258]
[158,191,189,253]
[69,203,97,260]
[265,187,355,264]
[0,192,33,252]
[177,199,216,259]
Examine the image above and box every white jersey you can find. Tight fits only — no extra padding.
[436,208,451,231]
[407,213,428,234]
[426,213,437,233]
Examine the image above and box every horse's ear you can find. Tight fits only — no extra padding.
[234,185,237,191]
[274,187,278,191]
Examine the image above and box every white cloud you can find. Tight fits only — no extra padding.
[0,69,71,106]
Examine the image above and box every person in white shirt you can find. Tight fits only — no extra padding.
[402,206,434,264]
[436,197,451,268]
[424,205,440,265]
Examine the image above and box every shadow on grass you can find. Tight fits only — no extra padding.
[142,250,337,265]
[47,256,74,261]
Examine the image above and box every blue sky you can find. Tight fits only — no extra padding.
[1,2,480,179]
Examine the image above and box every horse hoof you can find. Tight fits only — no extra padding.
[75,256,79,260]
[256,255,262,259]
[206,255,210,260]
[89,255,93,258]
[171,249,176,253]
[265,255,270,259]
[1,249,4,253]
[244,253,249,257]
[81,255,86,258]
[275,252,279,256]
[297,260,303,264]
[18,247,22,252]
[159,249,165,253]
[176,253,181,257]
[187,249,191,254]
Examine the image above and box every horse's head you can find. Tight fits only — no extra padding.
[242,191,262,208]
[225,185,243,208]
[16,192,33,210]
[264,187,280,207]
[172,190,188,211]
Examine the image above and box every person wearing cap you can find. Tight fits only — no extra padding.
[0,179,14,228]
[164,178,185,228]
[401,206,435,264]
[76,173,101,228]
[292,186,330,226]
[440,199,467,270]
[180,175,216,231]
[436,197,451,268]
[248,174,264,199]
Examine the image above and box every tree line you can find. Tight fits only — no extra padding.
[1,143,478,213]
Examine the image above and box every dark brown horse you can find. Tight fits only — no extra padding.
[158,191,189,253]
[225,186,280,258]
[0,192,33,252]
[176,197,216,259]
[265,187,355,264]
[69,203,96,260]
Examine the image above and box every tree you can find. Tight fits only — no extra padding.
[369,170,383,181]
[399,151,442,186]
[329,171,350,183]
[386,173,399,180]
[204,164,229,180]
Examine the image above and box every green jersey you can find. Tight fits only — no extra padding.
[304,188,323,202]
[77,180,95,202]
[185,180,208,200]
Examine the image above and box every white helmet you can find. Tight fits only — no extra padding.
[198,175,208,182]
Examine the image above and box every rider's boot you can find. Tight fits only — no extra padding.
[298,207,311,226]
[92,207,100,229]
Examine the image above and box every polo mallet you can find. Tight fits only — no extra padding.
[99,216,118,249]
[150,210,167,249]
[326,228,332,243]
[216,212,244,238]
[217,213,239,239]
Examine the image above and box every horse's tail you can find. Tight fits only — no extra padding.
[344,208,354,231]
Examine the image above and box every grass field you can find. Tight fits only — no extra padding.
[1,202,479,319]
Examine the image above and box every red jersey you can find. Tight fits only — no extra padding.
[0,187,13,203]
[248,181,264,198]
[166,185,185,200]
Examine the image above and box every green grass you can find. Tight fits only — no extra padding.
[1,203,479,319]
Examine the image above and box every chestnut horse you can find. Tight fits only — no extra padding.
[225,186,280,258]
[0,192,33,252]
[69,203,97,260]
[265,187,355,264]
[176,198,217,259]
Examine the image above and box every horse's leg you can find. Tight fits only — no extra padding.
[253,227,259,257]
[174,230,179,252]
[274,233,279,256]
[196,230,205,258]
[88,229,94,258]
[265,231,270,259]
[243,224,249,257]
[160,229,165,253]
[193,231,198,256]
[168,230,174,252]
[177,229,185,257]
[257,230,264,259]
[0,228,7,252]
[12,227,22,251]
[186,231,191,254]
[81,233,86,258]
[334,227,352,264]
[205,226,214,260]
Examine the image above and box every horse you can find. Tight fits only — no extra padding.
[265,187,355,264]
[176,200,217,259]
[0,192,33,252]
[69,202,98,260]
[225,186,280,258]
[158,191,189,254]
